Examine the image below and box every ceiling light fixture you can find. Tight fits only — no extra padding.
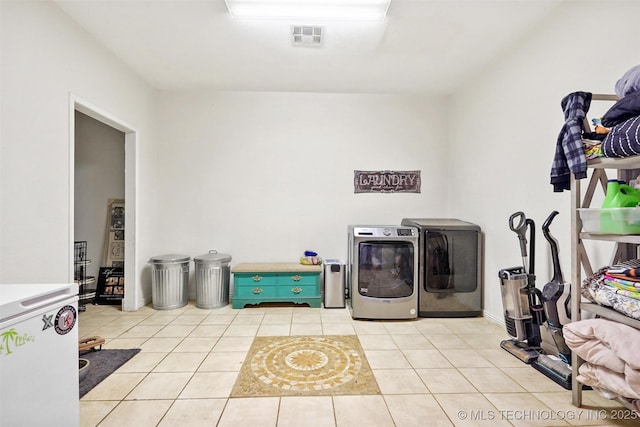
[224,0,391,22]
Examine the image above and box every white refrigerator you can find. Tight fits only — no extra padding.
[0,284,79,427]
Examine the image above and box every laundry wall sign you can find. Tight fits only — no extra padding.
[354,170,421,193]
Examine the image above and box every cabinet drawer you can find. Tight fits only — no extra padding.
[234,284,277,299]
[279,273,318,286]
[278,285,317,298]
[234,273,277,286]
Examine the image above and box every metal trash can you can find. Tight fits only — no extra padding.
[194,250,232,309]
[149,254,190,310]
[324,259,345,308]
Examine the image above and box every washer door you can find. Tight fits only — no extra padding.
[356,241,414,298]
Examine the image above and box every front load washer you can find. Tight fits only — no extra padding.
[347,225,418,319]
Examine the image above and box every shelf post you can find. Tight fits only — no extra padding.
[570,173,583,406]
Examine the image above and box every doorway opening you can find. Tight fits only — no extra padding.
[69,95,139,311]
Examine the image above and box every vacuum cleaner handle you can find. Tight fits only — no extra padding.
[509,211,529,267]
[542,210,559,232]
[542,211,563,285]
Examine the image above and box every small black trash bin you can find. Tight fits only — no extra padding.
[323,259,345,308]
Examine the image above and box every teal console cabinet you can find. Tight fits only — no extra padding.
[232,262,321,309]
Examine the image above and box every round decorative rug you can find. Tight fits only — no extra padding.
[230,335,380,397]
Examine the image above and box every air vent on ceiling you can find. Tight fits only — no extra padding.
[292,26,323,47]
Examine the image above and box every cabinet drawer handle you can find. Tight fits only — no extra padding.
[252,287,263,294]
[252,275,262,282]
[292,275,302,281]
[291,287,302,294]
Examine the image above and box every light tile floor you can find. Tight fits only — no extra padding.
[79,302,638,427]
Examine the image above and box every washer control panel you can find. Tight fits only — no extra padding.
[352,226,417,238]
[396,228,415,236]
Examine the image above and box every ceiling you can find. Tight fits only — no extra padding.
[55,0,564,95]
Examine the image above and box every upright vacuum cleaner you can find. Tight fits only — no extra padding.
[499,211,545,364]
[531,210,572,389]
[499,210,574,389]
[540,211,572,356]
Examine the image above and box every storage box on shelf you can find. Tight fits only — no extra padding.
[231,262,321,309]
[571,154,640,408]
[578,207,640,234]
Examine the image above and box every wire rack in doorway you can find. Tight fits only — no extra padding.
[74,241,95,311]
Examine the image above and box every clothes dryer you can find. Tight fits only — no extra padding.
[401,218,482,317]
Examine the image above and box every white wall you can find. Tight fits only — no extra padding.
[449,0,640,322]
[156,90,449,296]
[0,1,156,306]
[74,111,125,280]
[6,0,640,318]
[0,0,450,308]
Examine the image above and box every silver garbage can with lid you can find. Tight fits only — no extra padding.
[149,254,191,310]
[324,259,345,308]
[194,250,232,309]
